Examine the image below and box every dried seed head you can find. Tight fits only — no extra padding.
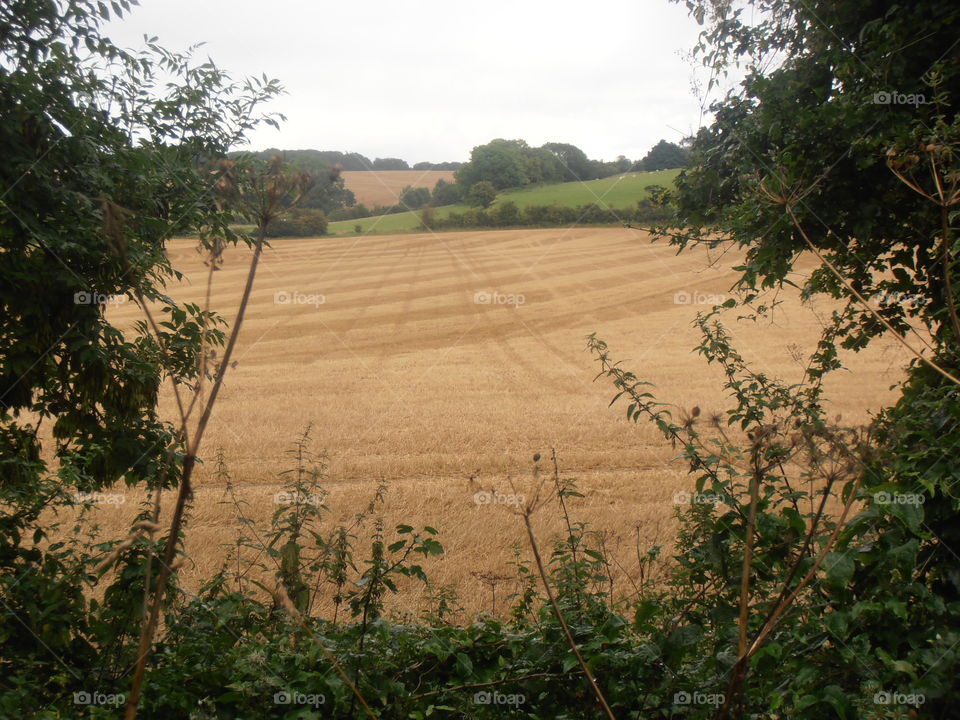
[272,582,303,622]
[93,538,135,574]
[132,520,162,535]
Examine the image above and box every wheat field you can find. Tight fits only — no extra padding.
[86,227,908,617]
[340,170,455,207]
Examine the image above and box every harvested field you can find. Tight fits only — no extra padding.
[341,169,455,207]
[91,227,908,617]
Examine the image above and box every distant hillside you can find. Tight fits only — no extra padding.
[342,170,455,207]
[328,169,680,235]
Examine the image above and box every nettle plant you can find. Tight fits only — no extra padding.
[589,316,877,716]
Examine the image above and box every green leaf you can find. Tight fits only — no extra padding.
[824,552,855,589]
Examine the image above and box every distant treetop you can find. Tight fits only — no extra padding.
[413,160,463,171]
[634,140,690,172]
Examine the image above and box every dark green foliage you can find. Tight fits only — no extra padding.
[265,208,329,237]
[252,148,373,171]
[491,200,521,226]
[371,157,409,170]
[634,139,689,171]
[239,148,355,213]
[413,160,463,170]
[664,0,960,350]
[328,203,372,221]
[431,199,671,230]
[398,185,431,210]
[0,0,282,715]
[467,180,498,208]
[431,178,462,206]
[542,142,597,180]
[456,139,533,190]
[453,139,630,199]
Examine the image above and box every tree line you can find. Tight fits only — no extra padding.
[243,138,690,233]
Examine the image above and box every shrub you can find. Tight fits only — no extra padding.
[266,209,329,237]
[543,204,578,225]
[521,204,550,225]
[418,205,435,230]
[467,181,497,208]
[491,200,520,226]
[328,203,371,221]
[399,185,431,210]
[431,178,462,205]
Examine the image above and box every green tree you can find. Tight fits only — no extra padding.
[266,209,329,237]
[542,142,595,180]
[372,157,410,170]
[455,139,530,190]
[237,149,354,212]
[431,178,462,205]
[612,155,632,174]
[467,181,497,208]
[492,200,521,226]
[653,0,960,713]
[635,139,688,171]
[399,185,431,210]
[0,0,281,713]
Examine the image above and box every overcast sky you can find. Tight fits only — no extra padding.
[104,0,724,164]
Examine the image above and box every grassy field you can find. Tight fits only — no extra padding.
[327,169,681,235]
[341,169,454,207]
[492,168,679,207]
[85,227,907,617]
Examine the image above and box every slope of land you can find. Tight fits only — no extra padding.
[328,169,681,235]
[341,169,455,206]
[93,227,907,615]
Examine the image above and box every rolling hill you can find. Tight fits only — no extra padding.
[328,169,681,235]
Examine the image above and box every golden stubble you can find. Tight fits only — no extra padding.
[73,227,908,617]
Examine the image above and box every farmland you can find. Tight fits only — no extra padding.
[341,169,454,207]
[327,169,681,235]
[95,227,908,616]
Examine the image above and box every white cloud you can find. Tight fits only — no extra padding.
[104,0,725,162]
